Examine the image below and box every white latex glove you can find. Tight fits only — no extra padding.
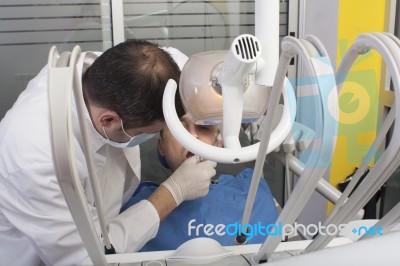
[161,155,217,206]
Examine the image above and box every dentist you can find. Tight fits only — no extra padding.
[0,39,217,266]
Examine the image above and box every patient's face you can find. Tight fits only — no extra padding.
[158,115,221,171]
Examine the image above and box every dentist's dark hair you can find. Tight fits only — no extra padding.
[82,39,185,129]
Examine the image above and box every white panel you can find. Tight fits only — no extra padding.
[0,18,102,32]
[125,14,227,27]
[123,2,170,15]
[2,31,102,45]
[0,0,96,4]
[0,5,101,19]
[126,26,227,39]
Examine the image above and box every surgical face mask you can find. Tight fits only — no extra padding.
[102,120,155,148]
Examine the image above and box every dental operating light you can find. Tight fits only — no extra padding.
[180,35,268,149]
[163,34,297,163]
[179,36,267,125]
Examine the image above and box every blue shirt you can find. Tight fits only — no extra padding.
[121,168,278,251]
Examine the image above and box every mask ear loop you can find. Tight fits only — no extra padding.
[102,127,111,141]
[120,120,134,139]
[102,120,133,143]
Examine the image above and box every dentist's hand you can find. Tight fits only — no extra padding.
[161,156,217,206]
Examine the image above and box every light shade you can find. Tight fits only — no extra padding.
[179,50,270,125]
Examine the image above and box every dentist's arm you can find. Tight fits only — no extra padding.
[149,156,217,220]
[147,185,176,221]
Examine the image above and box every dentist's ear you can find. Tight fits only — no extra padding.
[98,110,121,128]
[88,104,121,136]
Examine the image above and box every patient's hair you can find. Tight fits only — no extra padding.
[82,39,185,129]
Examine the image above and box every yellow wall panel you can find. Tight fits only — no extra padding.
[328,0,388,213]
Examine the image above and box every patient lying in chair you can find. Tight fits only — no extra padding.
[121,115,278,251]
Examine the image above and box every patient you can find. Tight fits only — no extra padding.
[121,115,278,251]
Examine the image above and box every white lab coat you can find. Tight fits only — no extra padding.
[0,47,188,266]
